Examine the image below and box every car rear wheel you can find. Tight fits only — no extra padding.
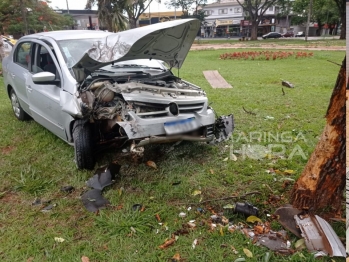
[10,89,29,121]
[73,120,95,170]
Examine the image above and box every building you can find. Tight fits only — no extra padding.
[138,11,185,27]
[201,0,291,37]
[55,9,101,30]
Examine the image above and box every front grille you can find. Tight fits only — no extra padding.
[178,102,205,114]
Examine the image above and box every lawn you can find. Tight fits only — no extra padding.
[0,47,345,261]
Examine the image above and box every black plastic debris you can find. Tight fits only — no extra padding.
[81,189,110,212]
[214,114,234,143]
[60,185,75,193]
[132,204,143,211]
[41,203,57,213]
[224,202,259,217]
[32,198,51,206]
[86,163,121,190]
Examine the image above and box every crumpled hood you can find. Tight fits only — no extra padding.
[73,19,200,73]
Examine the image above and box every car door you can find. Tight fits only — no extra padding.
[26,41,67,141]
[6,41,33,114]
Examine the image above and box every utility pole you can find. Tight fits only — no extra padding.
[66,0,70,14]
[305,0,312,41]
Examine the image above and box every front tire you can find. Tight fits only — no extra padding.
[73,120,95,170]
[10,89,29,121]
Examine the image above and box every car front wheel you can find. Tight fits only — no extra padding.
[10,89,29,121]
[73,120,95,170]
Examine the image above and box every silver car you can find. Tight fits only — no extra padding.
[3,19,233,169]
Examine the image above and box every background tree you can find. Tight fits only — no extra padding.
[166,0,195,17]
[290,57,346,215]
[0,0,74,35]
[333,0,345,39]
[291,0,340,36]
[86,0,130,32]
[236,0,279,40]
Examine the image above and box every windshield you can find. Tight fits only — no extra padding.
[58,38,100,68]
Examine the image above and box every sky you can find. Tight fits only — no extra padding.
[47,0,175,13]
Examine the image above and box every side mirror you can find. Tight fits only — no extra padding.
[32,72,59,85]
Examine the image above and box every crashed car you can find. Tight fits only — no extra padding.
[2,19,233,169]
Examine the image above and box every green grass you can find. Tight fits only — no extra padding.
[0,47,345,261]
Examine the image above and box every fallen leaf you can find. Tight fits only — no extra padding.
[243,248,253,258]
[219,226,224,236]
[26,258,34,262]
[222,157,228,162]
[172,253,181,261]
[231,154,237,161]
[81,256,90,262]
[246,215,262,223]
[210,169,214,174]
[254,225,264,234]
[284,169,294,175]
[54,237,65,243]
[159,238,175,249]
[192,190,201,196]
[155,213,161,222]
[234,258,246,262]
[192,239,198,249]
[146,161,157,169]
[294,238,306,250]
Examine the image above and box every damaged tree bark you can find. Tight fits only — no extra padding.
[290,57,346,215]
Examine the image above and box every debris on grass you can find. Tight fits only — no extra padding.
[132,204,143,211]
[192,238,198,249]
[41,203,56,212]
[54,237,65,243]
[294,214,346,257]
[60,185,75,193]
[294,238,306,251]
[171,253,181,261]
[192,190,201,196]
[179,212,186,218]
[81,189,110,212]
[81,256,90,262]
[32,198,50,206]
[281,80,294,88]
[243,248,253,258]
[264,116,275,120]
[146,160,157,169]
[234,202,259,217]
[86,163,121,190]
[159,238,176,249]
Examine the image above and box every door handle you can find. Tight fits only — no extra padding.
[26,85,33,92]
[10,73,15,79]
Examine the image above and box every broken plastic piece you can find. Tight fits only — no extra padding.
[294,214,346,257]
[274,205,302,238]
[41,203,56,212]
[214,114,234,143]
[81,189,110,212]
[234,202,259,217]
[60,185,75,193]
[132,204,143,211]
[86,163,121,190]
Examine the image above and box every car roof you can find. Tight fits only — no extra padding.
[20,30,114,41]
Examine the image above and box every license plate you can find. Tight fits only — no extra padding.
[164,117,198,135]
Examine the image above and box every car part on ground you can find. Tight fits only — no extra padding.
[86,163,121,190]
[81,189,110,212]
[213,115,234,143]
[294,214,345,257]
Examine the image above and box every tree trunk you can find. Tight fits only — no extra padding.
[250,21,258,40]
[129,17,137,29]
[290,57,346,216]
[340,12,345,39]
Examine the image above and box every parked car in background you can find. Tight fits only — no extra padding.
[262,32,282,39]
[282,31,294,38]
[2,19,234,170]
[295,31,305,37]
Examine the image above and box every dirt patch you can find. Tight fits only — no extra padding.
[191,43,345,51]
[1,145,16,155]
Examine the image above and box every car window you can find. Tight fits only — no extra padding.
[14,42,32,69]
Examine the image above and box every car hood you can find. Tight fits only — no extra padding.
[72,19,200,73]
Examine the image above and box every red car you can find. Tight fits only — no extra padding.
[282,32,294,37]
